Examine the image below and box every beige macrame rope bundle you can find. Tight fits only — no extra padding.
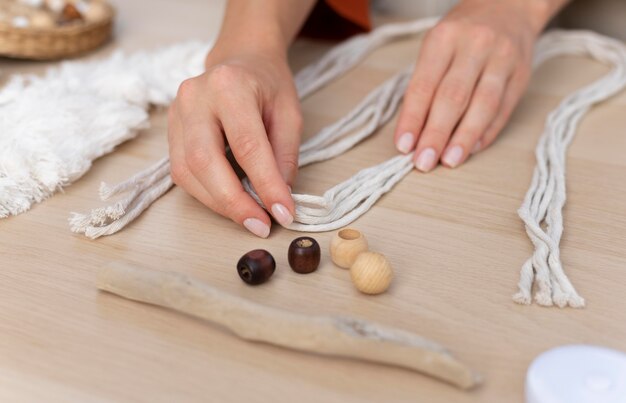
[515,32,626,308]
[70,18,626,308]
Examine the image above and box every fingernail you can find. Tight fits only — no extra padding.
[271,203,293,227]
[396,132,414,154]
[415,148,437,172]
[243,218,270,238]
[471,141,482,155]
[442,145,464,168]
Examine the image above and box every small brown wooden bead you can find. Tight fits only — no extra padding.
[237,249,275,285]
[330,228,368,269]
[350,252,393,295]
[288,236,321,274]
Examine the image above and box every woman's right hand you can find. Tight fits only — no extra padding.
[168,49,302,238]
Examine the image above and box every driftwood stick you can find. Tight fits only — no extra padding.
[97,262,482,389]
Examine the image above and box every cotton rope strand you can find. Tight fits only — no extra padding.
[514,31,626,308]
[68,20,626,308]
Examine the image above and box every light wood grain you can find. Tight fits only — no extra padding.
[2,1,626,402]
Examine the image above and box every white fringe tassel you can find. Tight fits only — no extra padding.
[0,41,210,218]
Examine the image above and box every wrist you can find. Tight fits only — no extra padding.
[524,0,570,35]
[205,31,288,69]
[206,0,307,70]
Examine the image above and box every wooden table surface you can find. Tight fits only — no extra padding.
[2,1,626,402]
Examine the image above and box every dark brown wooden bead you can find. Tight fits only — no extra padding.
[288,237,321,274]
[237,249,275,285]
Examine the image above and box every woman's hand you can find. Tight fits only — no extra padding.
[394,0,551,171]
[168,49,302,238]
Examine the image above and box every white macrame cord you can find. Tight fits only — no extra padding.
[70,20,626,309]
[1,18,624,308]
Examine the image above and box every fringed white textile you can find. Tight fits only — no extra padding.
[2,18,625,308]
[0,41,209,218]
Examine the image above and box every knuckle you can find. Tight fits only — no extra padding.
[475,85,502,114]
[207,65,239,86]
[429,21,458,40]
[495,38,516,58]
[399,107,425,130]
[250,175,274,195]
[177,78,197,98]
[481,128,501,148]
[424,125,450,141]
[216,189,244,215]
[207,64,256,93]
[470,25,497,48]
[279,152,299,173]
[439,80,469,106]
[232,135,261,163]
[407,78,436,99]
[185,147,211,172]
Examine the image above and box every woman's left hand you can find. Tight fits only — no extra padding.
[394,0,549,171]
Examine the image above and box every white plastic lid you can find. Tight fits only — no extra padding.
[526,344,626,403]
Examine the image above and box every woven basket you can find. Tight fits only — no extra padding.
[0,3,114,60]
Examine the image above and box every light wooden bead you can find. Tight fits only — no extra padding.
[329,228,368,269]
[350,252,393,295]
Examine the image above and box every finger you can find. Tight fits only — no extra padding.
[394,24,455,154]
[218,92,295,227]
[177,107,273,238]
[413,47,490,172]
[442,50,516,167]
[168,102,219,209]
[266,94,302,186]
[478,68,530,151]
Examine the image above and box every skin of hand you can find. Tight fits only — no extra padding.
[394,0,570,172]
[168,0,315,238]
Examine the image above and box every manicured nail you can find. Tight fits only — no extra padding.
[442,145,464,168]
[243,218,270,238]
[471,141,482,155]
[271,203,293,227]
[396,132,414,154]
[415,148,437,172]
